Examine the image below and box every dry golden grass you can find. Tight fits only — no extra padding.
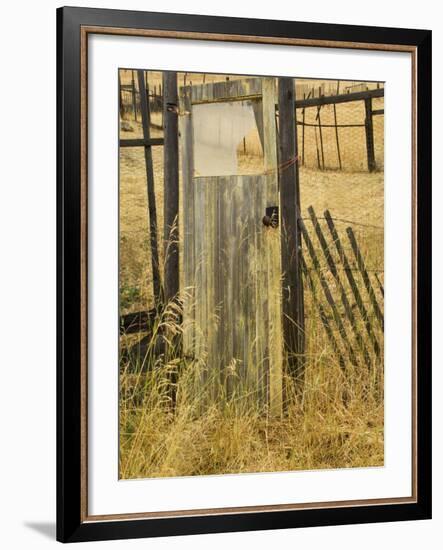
[119,73,384,479]
[119,296,383,479]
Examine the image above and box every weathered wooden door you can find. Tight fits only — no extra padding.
[179,78,283,413]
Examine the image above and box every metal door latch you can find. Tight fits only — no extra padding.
[263,206,279,228]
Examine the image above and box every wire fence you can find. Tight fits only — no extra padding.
[118,70,384,351]
[120,70,384,176]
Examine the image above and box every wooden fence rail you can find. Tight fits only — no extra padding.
[294,87,384,109]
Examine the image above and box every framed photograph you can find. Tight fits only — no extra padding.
[57,6,432,543]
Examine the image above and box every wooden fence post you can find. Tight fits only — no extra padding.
[136,70,161,307]
[301,93,306,166]
[162,71,180,305]
[278,77,305,386]
[118,71,124,119]
[317,87,325,169]
[364,98,376,172]
[314,126,321,169]
[333,81,342,170]
[316,106,325,169]
[131,70,137,122]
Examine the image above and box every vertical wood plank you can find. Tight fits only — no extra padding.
[179,85,195,354]
[212,177,222,399]
[206,176,218,402]
[244,177,256,403]
[193,178,206,402]
[224,178,235,399]
[262,77,283,415]
[253,175,268,408]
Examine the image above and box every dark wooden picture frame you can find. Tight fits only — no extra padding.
[57,6,432,543]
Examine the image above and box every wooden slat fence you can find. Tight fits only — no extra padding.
[300,206,384,375]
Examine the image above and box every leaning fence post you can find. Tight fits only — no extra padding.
[137,70,161,307]
[364,97,376,172]
[346,226,384,330]
[131,70,137,122]
[118,71,124,119]
[278,77,305,387]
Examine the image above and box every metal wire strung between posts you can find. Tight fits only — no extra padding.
[296,120,365,129]
[263,154,299,176]
[300,216,383,231]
